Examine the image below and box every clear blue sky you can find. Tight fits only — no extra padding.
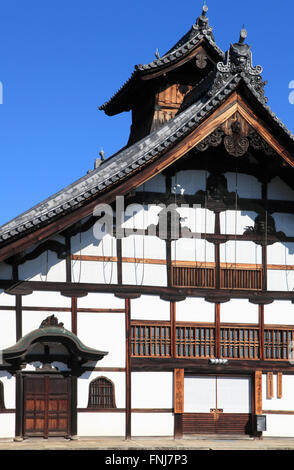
[0,0,293,225]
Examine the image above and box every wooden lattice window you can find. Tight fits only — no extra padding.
[264,328,294,360]
[172,266,215,288]
[87,377,116,409]
[131,324,171,357]
[220,327,259,359]
[176,325,215,358]
[0,381,5,410]
[220,267,262,290]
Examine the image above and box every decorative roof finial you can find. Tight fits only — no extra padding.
[99,148,105,161]
[155,48,160,59]
[239,26,247,44]
[202,1,208,16]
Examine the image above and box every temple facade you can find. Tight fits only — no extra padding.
[0,6,294,439]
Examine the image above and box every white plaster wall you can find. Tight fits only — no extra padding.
[262,374,294,412]
[220,300,259,324]
[122,235,165,260]
[78,412,125,436]
[263,415,294,437]
[172,170,206,195]
[22,291,71,308]
[77,293,124,310]
[71,220,117,257]
[131,413,174,437]
[135,174,166,193]
[177,207,215,234]
[123,263,167,287]
[0,310,16,349]
[131,296,170,321]
[225,173,261,199]
[176,298,215,323]
[0,290,15,306]
[273,214,294,237]
[19,252,66,282]
[22,310,71,336]
[78,372,125,409]
[0,414,15,438]
[131,372,173,408]
[220,210,257,235]
[268,177,294,201]
[220,241,262,264]
[72,259,118,284]
[122,204,162,230]
[264,301,294,325]
[0,262,12,280]
[77,313,125,367]
[0,373,15,408]
[172,239,214,262]
[267,270,294,292]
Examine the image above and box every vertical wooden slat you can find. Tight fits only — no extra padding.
[215,303,220,358]
[125,298,131,440]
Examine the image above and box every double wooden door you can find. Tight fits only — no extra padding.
[23,375,71,438]
[183,376,252,435]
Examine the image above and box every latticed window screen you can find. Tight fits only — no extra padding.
[0,381,5,410]
[220,327,259,359]
[176,326,215,358]
[131,325,171,357]
[264,328,294,360]
[87,377,116,409]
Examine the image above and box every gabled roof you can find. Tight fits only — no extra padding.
[99,5,224,115]
[0,28,294,260]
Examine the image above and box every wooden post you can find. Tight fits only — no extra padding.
[71,296,77,335]
[117,238,122,285]
[255,370,262,415]
[125,298,131,440]
[174,369,184,439]
[14,372,24,441]
[266,372,274,399]
[171,302,176,358]
[215,303,220,358]
[259,305,264,361]
[15,295,22,341]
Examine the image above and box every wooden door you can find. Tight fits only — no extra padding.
[183,376,252,435]
[24,375,71,438]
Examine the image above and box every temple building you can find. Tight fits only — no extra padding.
[0,5,294,439]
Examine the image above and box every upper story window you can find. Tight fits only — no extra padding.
[87,377,116,409]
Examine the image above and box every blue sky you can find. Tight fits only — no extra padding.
[0,0,293,225]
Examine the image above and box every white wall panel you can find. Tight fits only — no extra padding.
[220,210,257,235]
[220,241,262,264]
[177,207,215,234]
[273,214,294,237]
[267,242,294,265]
[0,290,15,306]
[22,291,71,308]
[263,414,294,437]
[78,372,125,408]
[78,293,124,309]
[267,270,294,292]
[268,177,294,201]
[78,412,125,436]
[135,174,166,193]
[0,263,12,280]
[0,373,15,408]
[172,170,206,195]
[176,298,215,323]
[19,252,66,282]
[220,300,259,324]
[123,263,167,287]
[131,372,173,408]
[0,311,16,349]
[22,310,71,336]
[264,302,294,325]
[122,205,162,230]
[172,239,214,262]
[122,235,165,260]
[225,173,261,199]
[217,377,251,413]
[262,374,294,411]
[184,376,216,412]
[0,414,15,438]
[77,313,125,367]
[131,413,173,437]
[131,296,170,321]
[72,259,117,284]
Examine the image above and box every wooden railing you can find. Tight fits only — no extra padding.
[131,322,294,361]
[172,265,262,290]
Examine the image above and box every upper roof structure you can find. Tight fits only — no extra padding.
[100,5,225,116]
[0,8,294,261]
